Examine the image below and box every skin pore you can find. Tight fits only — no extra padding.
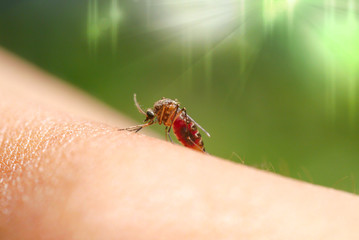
[1,48,359,239]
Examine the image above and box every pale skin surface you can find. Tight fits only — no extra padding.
[1,48,359,240]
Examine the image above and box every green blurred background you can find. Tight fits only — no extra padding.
[0,0,358,193]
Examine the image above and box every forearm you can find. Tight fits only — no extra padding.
[1,50,359,239]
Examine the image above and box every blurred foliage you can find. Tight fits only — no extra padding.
[0,0,358,193]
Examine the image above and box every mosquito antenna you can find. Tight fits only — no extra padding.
[134,93,146,115]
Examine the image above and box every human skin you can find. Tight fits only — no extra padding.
[1,49,359,239]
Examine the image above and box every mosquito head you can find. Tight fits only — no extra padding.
[145,108,155,122]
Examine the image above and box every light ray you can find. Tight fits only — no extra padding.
[87,0,359,122]
[86,0,122,53]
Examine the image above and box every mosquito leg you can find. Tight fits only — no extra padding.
[186,136,204,152]
[118,122,153,132]
[167,104,180,133]
[164,126,173,142]
[118,125,143,132]
[165,126,168,141]
[167,132,173,143]
[172,107,189,138]
[159,106,166,125]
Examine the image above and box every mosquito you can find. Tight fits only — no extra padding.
[119,94,210,153]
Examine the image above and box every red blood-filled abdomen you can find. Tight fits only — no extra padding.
[172,117,204,152]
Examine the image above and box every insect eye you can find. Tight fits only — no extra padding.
[146,109,155,118]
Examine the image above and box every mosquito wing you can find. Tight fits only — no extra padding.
[186,115,211,137]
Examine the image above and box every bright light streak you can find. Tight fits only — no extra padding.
[305,0,359,122]
[110,0,121,50]
[287,0,297,24]
[262,0,298,30]
[86,0,358,122]
[145,0,241,42]
[87,0,122,52]
[87,0,99,52]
